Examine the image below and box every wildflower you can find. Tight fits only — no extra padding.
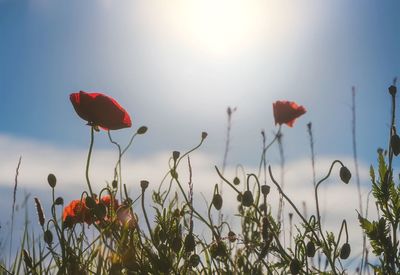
[63,199,93,227]
[70,91,132,130]
[273,100,306,127]
[100,194,119,210]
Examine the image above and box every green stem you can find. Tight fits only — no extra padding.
[257,126,281,178]
[85,126,95,197]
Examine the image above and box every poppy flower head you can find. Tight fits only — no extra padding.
[100,195,119,210]
[63,199,93,227]
[273,100,306,127]
[70,91,132,130]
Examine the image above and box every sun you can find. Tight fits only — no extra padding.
[170,0,267,57]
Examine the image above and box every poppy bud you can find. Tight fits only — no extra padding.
[340,166,351,184]
[112,180,118,189]
[140,180,149,190]
[389,85,397,96]
[210,242,227,258]
[306,241,316,257]
[44,230,53,244]
[85,196,97,209]
[261,185,270,195]
[290,259,301,274]
[242,190,254,207]
[95,203,107,219]
[54,197,64,205]
[201,132,208,140]
[184,234,196,252]
[172,151,180,161]
[212,194,223,210]
[233,177,240,185]
[228,231,237,242]
[236,193,242,202]
[340,243,351,259]
[47,173,57,188]
[189,254,200,267]
[137,126,148,135]
[391,134,400,156]
[171,236,182,253]
[157,256,171,273]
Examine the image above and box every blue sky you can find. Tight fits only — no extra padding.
[1,0,398,163]
[0,0,399,265]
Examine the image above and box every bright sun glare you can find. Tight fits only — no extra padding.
[172,0,267,56]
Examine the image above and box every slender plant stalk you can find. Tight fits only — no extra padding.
[219,107,236,224]
[387,79,397,272]
[276,132,286,247]
[85,126,95,197]
[9,156,22,267]
[257,126,281,178]
[351,86,367,274]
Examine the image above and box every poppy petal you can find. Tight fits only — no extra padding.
[273,100,306,127]
[70,91,132,130]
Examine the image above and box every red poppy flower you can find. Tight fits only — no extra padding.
[70,91,132,130]
[63,199,93,227]
[273,100,306,127]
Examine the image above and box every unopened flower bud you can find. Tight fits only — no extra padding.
[290,258,301,274]
[389,85,397,96]
[44,230,53,244]
[54,197,64,205]
[236,193,242,202]
[172,151,180,161]
[261,185,270,195]
[210,242,227,258]
[95,202,107,219]
[242,190,254,207]
[140,180,149,190]
[47,173,56,188]
[189,254,200,267]
[212,194,223,210]
[391,134,400,156]
[85,196,96,209]
[340,243,351,259]
[184,234,196,252]
[137,126,148,135]
[306,241,316,257]
[112,180,118,189]
[171,236,182,253]
[233,177,240,185]
[201,132,208,140]
[340,166,351,184]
